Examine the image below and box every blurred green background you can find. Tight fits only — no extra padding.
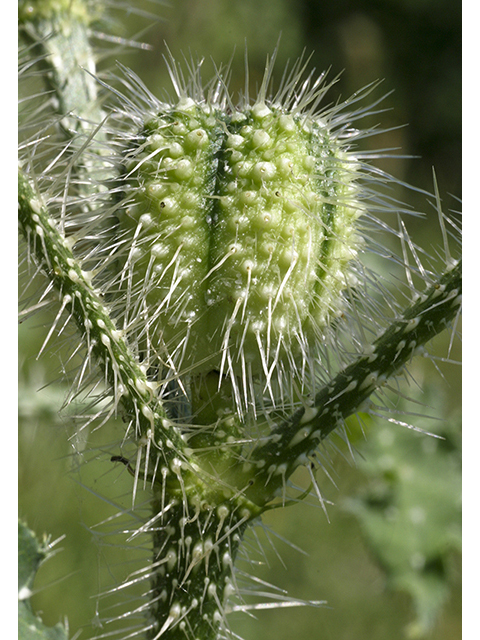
[18,0,461,639]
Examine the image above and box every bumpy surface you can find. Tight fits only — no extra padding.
[117,99,360,389]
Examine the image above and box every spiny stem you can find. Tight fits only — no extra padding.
[19,2,112,210]
[246,260,462,503]
[18,170,185,458]
[19,2,103,140]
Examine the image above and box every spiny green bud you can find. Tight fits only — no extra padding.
[116,92,360,403]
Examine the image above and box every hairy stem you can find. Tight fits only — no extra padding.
[19,2,103,140]
[18,170,183,456]
[245,260,462,504]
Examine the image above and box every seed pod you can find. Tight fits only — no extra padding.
[115,92,360,407]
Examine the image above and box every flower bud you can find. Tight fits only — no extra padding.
[115,83,361,407]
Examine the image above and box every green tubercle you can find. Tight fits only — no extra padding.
[117,97,360,395]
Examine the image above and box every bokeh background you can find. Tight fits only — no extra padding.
[19,1,461,639]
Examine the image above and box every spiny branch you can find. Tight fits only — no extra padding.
[246,259,462,503]
[18,170,187,461]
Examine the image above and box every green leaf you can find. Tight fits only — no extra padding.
[344,386,461,638]
[18,521,69,640]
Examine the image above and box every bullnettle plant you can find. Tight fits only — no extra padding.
[18,1,461,639]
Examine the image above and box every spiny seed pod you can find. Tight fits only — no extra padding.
[111,63,362,412]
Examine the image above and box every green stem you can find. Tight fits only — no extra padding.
[246,260,462,504]
[19,2,103,140]
[18,170,185,458]
[19,1,111,212]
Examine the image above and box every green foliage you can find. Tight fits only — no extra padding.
[345,387,461,638]
[18,521,69,640]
